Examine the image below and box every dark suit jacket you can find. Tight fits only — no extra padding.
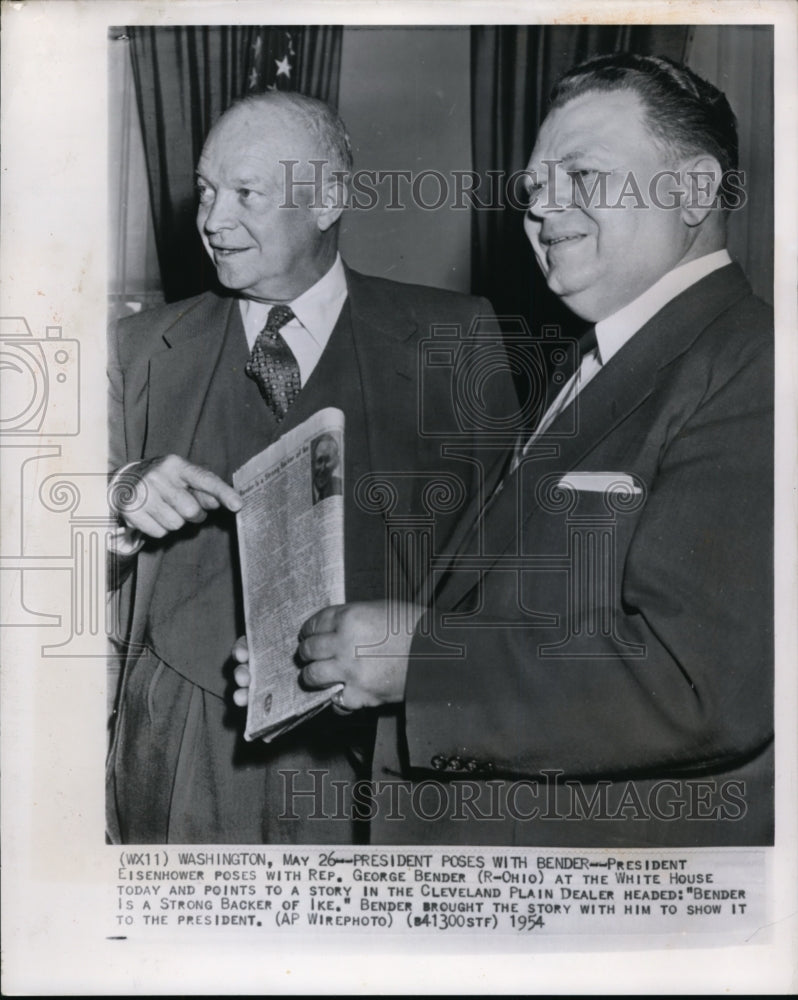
[371,263,774,847]
[107,266,514,841]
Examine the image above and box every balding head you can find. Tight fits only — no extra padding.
[227,91,353,178]
[195,93,351,302]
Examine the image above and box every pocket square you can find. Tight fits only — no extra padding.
[557,471,642,494]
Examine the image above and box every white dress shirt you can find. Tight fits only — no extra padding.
[239,252,348,385]
[515,249,732,465]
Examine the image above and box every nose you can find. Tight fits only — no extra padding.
[525,160,570,221]
[200,189,239,234]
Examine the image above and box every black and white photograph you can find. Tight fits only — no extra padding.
[107,20,775,848]
[2,0,797,994]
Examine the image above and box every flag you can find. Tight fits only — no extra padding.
[245,28,298,94]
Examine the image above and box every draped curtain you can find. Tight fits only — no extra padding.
[128,26,343,302]
[470,24,773,342]
[685,26,774,305]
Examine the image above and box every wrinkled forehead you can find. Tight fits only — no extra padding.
[528,89,659,167]
[198,104,317,176]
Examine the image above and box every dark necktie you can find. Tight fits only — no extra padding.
[542,324,597,409]
[245,304,301,422]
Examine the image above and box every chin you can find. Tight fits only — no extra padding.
[545,271,582,299]
[216,275,241,290]
[217,268,254,293]
[556,285,603,321]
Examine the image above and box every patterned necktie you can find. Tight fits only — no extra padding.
[245,304,301,422]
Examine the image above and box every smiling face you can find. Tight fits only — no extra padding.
[196,103,334,302]
[524,90,699,322]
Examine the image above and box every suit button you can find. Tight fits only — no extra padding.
[431,755,447,770]
[446,756,463,771]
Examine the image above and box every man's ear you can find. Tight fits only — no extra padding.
[680,153,724,226]
[316,176,348,232]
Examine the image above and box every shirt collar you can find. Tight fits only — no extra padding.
[287,252,347,347]
[239,253,348,349]
[594,249,732,365]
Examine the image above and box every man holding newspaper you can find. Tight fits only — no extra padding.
[107,92,515,843]
[237,55,774,847]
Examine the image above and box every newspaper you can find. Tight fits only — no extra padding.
[233,407,345,741]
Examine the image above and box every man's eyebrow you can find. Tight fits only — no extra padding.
[528,149,609,171]
[564,144,621,165]
[194,171,265,187]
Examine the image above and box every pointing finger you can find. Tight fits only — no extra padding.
[191,488,222,510]
[182,465,242,512]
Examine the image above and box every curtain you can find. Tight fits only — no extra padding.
[128,26,343,302]
[109,31,163,319]
[470,25,692,337]
[685,26,774,305]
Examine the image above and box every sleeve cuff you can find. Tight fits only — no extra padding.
[107,524,145,557]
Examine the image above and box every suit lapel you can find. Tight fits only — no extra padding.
[436,263,753,611]
[345,267,419,471]
[144,294,241,460]
[345,267,418,364]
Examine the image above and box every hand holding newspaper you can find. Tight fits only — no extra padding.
[233,408,345,742]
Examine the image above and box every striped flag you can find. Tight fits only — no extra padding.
[246,29,298,93]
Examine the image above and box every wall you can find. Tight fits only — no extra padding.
[337,27,472,292]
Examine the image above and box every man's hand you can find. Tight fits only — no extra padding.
[113,455,242,538]
[297,601,425,711]
[230,603,423,714]
[231,636,252,707]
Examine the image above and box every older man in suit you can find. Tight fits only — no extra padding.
[107,91,513,844]
[287,54,773,847]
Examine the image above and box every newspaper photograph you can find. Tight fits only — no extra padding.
[234,408,346,741]
[1,0,797,994]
